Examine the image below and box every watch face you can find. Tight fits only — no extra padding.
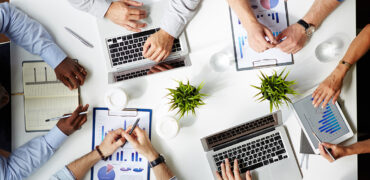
[306,26,315,37]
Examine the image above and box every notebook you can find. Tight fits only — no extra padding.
[22,61,79,132]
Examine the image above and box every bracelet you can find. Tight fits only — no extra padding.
[339,60,352,69]
[95,146,108,161]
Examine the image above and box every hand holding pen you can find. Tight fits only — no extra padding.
[56,104,89,136]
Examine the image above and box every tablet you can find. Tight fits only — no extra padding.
[291,94,353,154]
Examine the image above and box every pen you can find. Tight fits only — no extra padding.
[64,27,94,48]
[45,111,89,122]
[121,117,141,148]
[312,132,336,161]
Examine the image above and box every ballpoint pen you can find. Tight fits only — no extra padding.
[312,132,336,161]
[121,117,141,148]
[45,111,89,122]
[64,27,94,48]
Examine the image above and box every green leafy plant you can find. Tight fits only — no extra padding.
[167,81,207,119]
[251,69,297,112]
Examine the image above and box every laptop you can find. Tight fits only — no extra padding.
[201,111,302,180]
[95,0,191,84]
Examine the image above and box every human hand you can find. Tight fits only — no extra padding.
[319,142,349,162]
[105,0,147,32]
[56,104,89,136]
[312,65,347,108]
[99,128,127,156]
[148,64,173,74]
[143,29,175,62]
[215,159,252,180]
[0,84,9,109]
[122,126,159,161]
[243,21,276,53]
[276,24,307,54]
[54,57,87,90]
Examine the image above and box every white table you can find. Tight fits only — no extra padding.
[10,0,357,179]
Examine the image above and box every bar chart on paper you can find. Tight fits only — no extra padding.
[230,0,292,70]
[92,108,152,180]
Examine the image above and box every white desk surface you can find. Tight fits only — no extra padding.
[10,0,357,179]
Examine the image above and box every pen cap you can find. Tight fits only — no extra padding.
[105,87,128,111]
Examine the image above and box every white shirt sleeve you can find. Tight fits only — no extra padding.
[67,0,112,18]
[159,0,201,38]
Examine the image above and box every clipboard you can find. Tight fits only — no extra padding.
[91,107,152,180]
[229,0,294,71]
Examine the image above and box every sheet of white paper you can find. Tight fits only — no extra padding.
[230,0,293,70]
[92,109,152,180]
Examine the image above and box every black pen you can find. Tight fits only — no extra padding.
[121,117,140,148]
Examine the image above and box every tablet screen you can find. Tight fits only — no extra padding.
[292,94,350,149]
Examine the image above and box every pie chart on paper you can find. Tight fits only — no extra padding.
[260,0,279,10]
[98,164,116,180]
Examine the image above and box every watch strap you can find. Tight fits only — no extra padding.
[339,60,352,69]
[96,146,108,161]
[150,154,165,168]
[297,19,309,30]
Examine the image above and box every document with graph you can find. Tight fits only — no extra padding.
[22,61,79,131]
[230,0,293,70]
[91,108,152,180]
[292,94,353,153]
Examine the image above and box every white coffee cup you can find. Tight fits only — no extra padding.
[105,88,128,111]
[156,116,179,139]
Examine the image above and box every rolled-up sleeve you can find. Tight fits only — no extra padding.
[0,126,68,180]
[159,0,201,38]
[0,2,67,69]
[50,166,75,180]
[67,0,112,18]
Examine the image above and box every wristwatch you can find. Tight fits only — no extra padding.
[297,19,316,37]
[150,154,165,168]
[339,60,352,69]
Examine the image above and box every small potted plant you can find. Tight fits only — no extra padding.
[167,81,207,119]
[251,69,297,112]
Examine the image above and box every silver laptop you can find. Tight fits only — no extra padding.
[201,111,302,180]
[96,0,191,84]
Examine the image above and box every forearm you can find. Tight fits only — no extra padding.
[227,0,257,26]
[152,163,175,180]
[346,139,370,155]
[4,126,67,179]
[332,24,370,76]
[0,3,66,68]
[67,150,101,180]
[160,0,201,38]
[341,24,370,65]
[302,0,341,27]
[67,0,112,18]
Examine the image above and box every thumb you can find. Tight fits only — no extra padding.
[122,131,139,146]
[276,30,287,42]
[322,142,335,149]
[246,171,252,180]
[264,28,277,45]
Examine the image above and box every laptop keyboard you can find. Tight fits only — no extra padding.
[206,115,275,148]
[212,132,288,173]
[106,28,182,67]
[114,60,186,82]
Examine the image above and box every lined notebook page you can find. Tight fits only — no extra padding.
[23,62,79,131]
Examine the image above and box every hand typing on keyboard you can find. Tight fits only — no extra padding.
[104,0,147,32]
[143,29,175,62]
[215,158,252,180]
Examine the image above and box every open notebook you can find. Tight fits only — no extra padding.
[22,61,79,132]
